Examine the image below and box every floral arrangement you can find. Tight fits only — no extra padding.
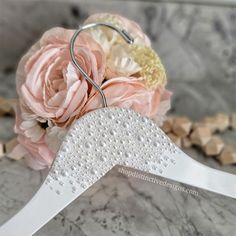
[11,13,171,170]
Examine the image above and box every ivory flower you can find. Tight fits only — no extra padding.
[85,13,151,54]
[14,103,54,169]
[85,13,155,80]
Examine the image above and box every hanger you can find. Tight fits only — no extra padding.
[0,22,236,236]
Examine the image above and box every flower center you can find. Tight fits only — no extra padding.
[129,45,167,89]
[38,121,49,130]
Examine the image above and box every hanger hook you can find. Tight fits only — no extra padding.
[70,22,134,108]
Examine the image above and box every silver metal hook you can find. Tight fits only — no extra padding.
[70,22,134,108]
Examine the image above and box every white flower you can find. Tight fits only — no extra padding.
[20,112,50,142]
[84,13,151,79]
[88,28,118,55]
[106,44,141,79]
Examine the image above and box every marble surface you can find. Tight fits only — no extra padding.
[0,0,236,235]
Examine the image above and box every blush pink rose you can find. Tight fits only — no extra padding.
[14,27,106,169]
[16,27,105,127]
[82,77,171,121]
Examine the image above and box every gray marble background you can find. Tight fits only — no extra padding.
[0,0,236,235]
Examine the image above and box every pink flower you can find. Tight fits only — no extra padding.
[82,77,171,121]
[14,27,105,169]
[153,89,172,126]
[17,27,105,127]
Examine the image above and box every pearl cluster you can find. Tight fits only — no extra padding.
[46,108,179,195]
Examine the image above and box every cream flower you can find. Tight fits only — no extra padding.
[84,13,152,80]
[20,112,50,142]
[106,44,141,78]
[85,13,166,88]
[14,103,54,169]
[85,13,151,53]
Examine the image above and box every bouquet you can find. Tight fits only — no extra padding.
[11,13,171,170]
